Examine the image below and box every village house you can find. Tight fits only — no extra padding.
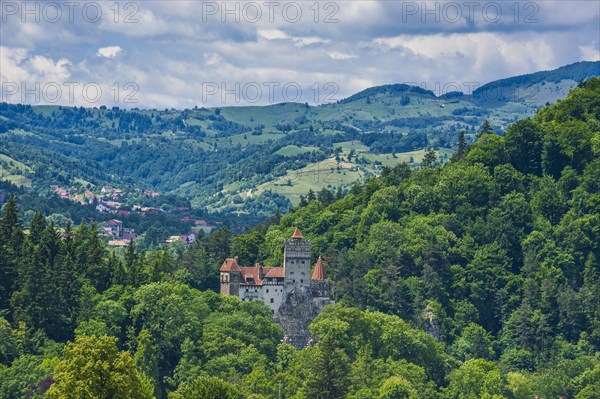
[166,232,196,246]
[105,201,122,211]
[122,228,137,240]
[143,189,160,197]
[108,239,129,247]
[106,219,123,237]
[84,191,96,203]
[182,232,196,244]
[96,203,110,213]
[101,220,136,241]
[99,226,113,236]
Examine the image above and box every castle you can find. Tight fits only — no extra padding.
[220,228,334,347]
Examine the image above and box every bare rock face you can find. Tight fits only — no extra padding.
[423,306,441,341]
[277,286,324,349]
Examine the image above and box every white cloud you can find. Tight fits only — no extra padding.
[0,47,71,83]
[258,29,289,41]
[97,46,123,58]
[258,29,328,47]
[328,52,357,60]
[579,45,600,61]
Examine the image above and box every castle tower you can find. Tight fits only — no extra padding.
[311,256,327,281]
[284,228,311,294]
[311,256,332,299]
[220,257,242,296]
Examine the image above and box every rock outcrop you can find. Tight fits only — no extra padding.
[277,286,326,349]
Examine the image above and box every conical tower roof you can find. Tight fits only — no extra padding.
[291,227,304,239]
[311,256,327,281]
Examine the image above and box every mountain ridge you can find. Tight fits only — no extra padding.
[1,61,599,225]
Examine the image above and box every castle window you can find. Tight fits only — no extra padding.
[266,289,269,293]
[301,279,304,283]
[270,298,274,303]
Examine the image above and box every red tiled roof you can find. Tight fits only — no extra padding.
[221,260,285,286]
[244,266,285,285]
[264,267,285,279]
[291,227,304,239]
[241,265,263,285]
[311,256,327,281]
[220,258,242,272]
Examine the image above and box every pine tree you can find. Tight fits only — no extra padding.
[55,221,81,341]
[421,150,437,168]
[0,224,7,313]
[298,195,308,207]
[458,130,467,151]
[108,251,126,286]
[28,211,46,246]
[13,238,52,333]
[1,195,23,247]
[75,222,109,291]
[125,240,146,288]
[477,120,493,138]
[0,195,24,312]
[37,224,64,340]
[305,341,350,399]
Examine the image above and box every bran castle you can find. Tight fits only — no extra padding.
[220,228,334,348]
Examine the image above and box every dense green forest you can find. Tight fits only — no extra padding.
[1,78,599,398]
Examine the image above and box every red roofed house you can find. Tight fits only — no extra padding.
[84,191,96,203]
[220,227,334,324]
[106,219,122,237]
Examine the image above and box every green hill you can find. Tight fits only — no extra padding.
[222,77,600,396]
[0,61,598,219]
[0,78,599,398]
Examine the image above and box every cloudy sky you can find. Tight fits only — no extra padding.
[1,0,599,108]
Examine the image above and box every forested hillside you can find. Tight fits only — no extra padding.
[0,78,599,398]
[1,62,598,219]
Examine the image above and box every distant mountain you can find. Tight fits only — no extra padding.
[1,61,598,220]
[472,61,600,105]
